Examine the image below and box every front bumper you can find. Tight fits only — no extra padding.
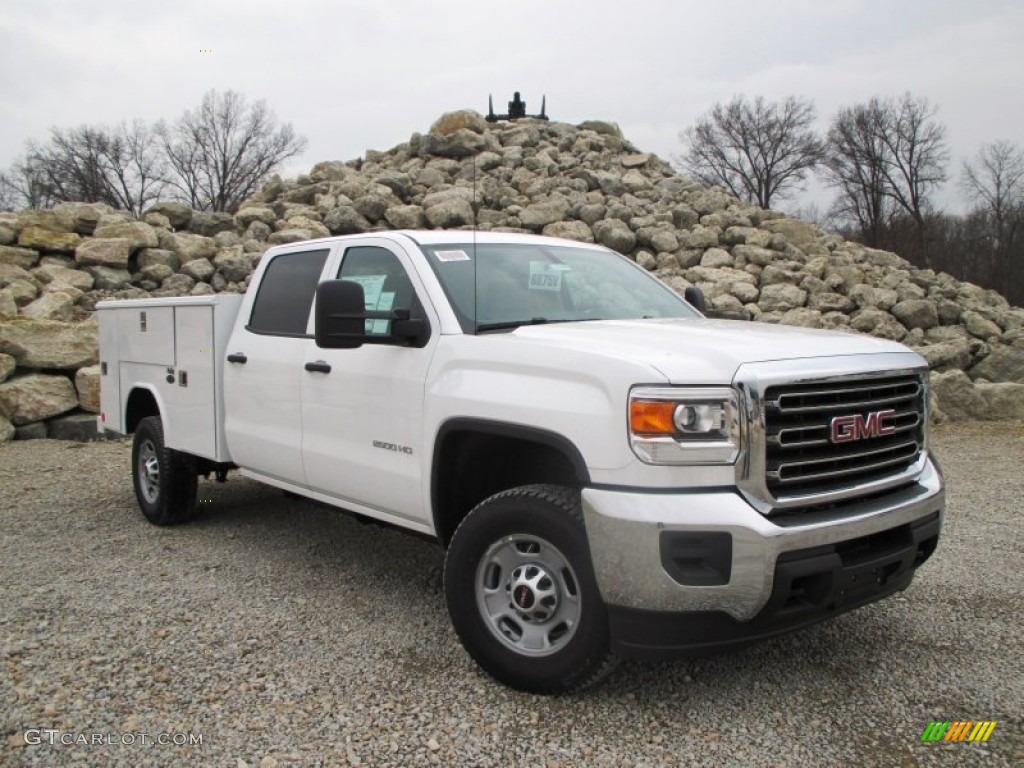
[581,456,944,658]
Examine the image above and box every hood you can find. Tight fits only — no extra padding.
[508,318,919,383]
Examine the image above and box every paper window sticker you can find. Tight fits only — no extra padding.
[435,249,471,262]
[346,274,387,309]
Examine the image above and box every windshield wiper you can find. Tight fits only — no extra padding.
[475,317,551,332]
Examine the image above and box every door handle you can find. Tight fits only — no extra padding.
[305,361,332,374]
[227,353,248,364]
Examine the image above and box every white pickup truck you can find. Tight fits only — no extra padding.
[97,230,944,693]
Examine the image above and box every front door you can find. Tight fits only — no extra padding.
[300,241,438,524]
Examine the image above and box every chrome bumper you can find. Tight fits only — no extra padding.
[581,456,944,622]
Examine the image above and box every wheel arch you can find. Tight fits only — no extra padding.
[124,385,165,435]
[431,418,591,547]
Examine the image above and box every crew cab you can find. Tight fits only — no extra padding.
[97,231,944,693]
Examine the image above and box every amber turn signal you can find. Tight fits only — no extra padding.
[630,400,676,435]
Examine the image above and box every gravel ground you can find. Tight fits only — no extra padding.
[1,423,1022,768]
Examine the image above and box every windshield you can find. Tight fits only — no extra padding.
[419,242,700,333]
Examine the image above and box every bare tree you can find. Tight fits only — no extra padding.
[678,95,822,209]
[158,90,306,213]
[823,94,948,266]
[959,140,1024,297]
[822,99,894,248]
[12,121,166,215]
[0,155,58,211]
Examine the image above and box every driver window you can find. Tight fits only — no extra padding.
[338,246,415,336]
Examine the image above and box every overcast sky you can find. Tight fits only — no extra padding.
[2,0,1022,214]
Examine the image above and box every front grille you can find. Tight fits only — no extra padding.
[764,374,925,498]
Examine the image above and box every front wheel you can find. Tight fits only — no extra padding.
[444,484,616,694]
[132,415,198,526]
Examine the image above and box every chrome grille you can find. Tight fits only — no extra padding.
[764,375,925,498]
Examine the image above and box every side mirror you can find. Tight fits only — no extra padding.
[684,285,707,315]
[315,280,366,348]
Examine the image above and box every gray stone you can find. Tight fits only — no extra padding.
[779,308,823,328]
[700,248,733,268]
[75,237,132,268]
[422,129,485,158]
[0,413,12,442]
[592,219,636,253]
[189,212,236,237]
[21,291,75,322]
[355,194,391,223]
[140,263,174,284]
[424,199,474,229]
[0,289,17,319]
[92,222,159,251]
[145,201,193,229]
[850,309,907,341]
[160,232,217,263]
[761,218,821,248]
[930,370,988,421]
[890,299,939,330]
[181,258,216,283]
[213,248,251,283]
[621,153,650,168]
[191,282,215,296]
[976,381,1024,419]
[578,120,622,138]
[384,205,425,230]
[54,202,113,235]
[962,310,1002,340]
[235,206,278,227]
[968,345,1024,383]
[15,422,47,440]
[0,373,79,425]
[430,110,489,135]
[0,352,14,383]
[0,318,98,370]
[84,265,133,290]
[519,200,571,231]
[759,283,808,312]
[325,206,371,235]
[137,248,180,272]
[75,365,100,413]
[649,230,679,253]
[677,226,720,250]
[143,212,171,229]
[0,245,41,269]
[541,220,594,243]
[917,340,974,371]
[808,292,856,314]
[47,411,105,441]
[161,274,196,293]
[18,226,81,253]
[34,264,94,292]
[16,209,76,233]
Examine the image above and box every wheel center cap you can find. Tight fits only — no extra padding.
[513,584,535,610]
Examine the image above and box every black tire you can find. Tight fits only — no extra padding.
[444,484,617,694]
[131,415,198,526]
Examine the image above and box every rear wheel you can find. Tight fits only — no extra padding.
[444,484,616,694]
[132,416,198,526]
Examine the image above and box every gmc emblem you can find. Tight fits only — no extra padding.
[830,409,897,443]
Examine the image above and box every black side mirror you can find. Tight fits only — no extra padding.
[315,279,366,348]
[684,285,707,315]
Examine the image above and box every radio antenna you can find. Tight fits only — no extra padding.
[472,153,479,334]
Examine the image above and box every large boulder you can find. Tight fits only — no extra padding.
[0,318,99,369]
[92,221,159,251]
[0,373,79,425]
[968,344,1024,383]
[0,413,13,442]
[0,245,41,269]
[47,411,104,441]
[75,237,132,267]
[592,219,636,253]
[75,364,101,413]
[930,370,988,420]
[160,232,217,263]
[0,352,15,383]
[18,226,82,253]
[145,201,193,229]
[21,291,76,322]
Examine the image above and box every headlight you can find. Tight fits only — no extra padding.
[629,386,742,465]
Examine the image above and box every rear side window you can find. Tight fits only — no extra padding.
[248,249,329,335]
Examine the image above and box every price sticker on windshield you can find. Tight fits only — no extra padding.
[528,262,566,291]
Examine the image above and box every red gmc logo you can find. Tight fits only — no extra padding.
[830,409,897,443]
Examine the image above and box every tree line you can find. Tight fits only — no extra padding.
[0,89,305,217]
[679,94,1024,305]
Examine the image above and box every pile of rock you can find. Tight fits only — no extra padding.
[1,109,1023,440]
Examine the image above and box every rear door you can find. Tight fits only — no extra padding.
[300,239,438,524]
[223,247,331,485]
